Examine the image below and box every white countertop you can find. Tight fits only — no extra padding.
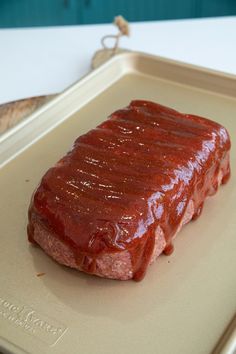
[0,16,235,105]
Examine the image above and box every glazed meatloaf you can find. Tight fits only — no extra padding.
[28,100,231,281]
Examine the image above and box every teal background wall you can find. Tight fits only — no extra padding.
[0,0,236,28]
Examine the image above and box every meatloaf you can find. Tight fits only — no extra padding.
[28,100,231,281]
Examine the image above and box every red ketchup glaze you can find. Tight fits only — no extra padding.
[28,100,231,280]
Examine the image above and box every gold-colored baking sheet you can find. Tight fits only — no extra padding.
[0,52,235,354]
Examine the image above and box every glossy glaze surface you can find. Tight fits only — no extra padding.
[28,100,231,280]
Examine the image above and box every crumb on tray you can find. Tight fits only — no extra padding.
[36,272,46,277]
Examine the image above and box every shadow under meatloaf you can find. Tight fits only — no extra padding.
[28,100,231,281]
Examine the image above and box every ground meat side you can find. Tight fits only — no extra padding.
[32,207,182,280]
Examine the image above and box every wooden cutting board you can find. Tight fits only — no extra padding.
[0,95,56,134]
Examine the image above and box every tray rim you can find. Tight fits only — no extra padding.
[0,336,31,354]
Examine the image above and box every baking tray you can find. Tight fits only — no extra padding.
[0,52,235,354]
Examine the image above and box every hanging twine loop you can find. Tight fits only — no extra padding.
[92,15,130,69]
[101,15,130,54]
